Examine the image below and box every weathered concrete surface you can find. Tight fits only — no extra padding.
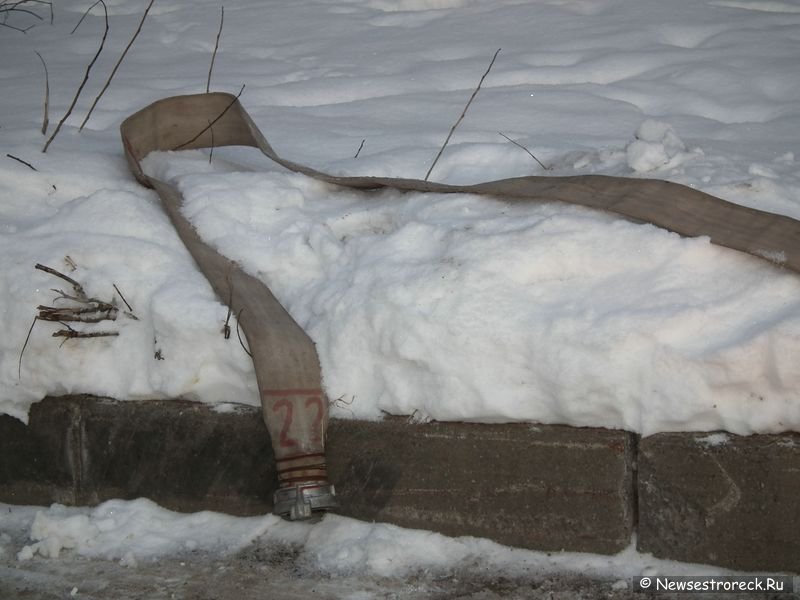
[327,419,635,554]
[638,432,800,573]
[0,400,78,506]
[0,396,635,556]
[77,397,276,515]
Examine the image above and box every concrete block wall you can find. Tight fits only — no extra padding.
[1,395,798,572]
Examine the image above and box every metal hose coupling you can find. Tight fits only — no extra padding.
[272,453,338,521]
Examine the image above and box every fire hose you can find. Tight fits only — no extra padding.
[121,92,800,519]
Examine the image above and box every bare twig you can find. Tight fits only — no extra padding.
[53,329,118,340]
[354,138,365,159]
[112,283,133,312]
[173,83,245,150]
[70,0,100,34]
[35,262,86,299]
[235,308,252,357]
[0,20,32,32]
[6,153,37,171]
[424,48,501,181]
[38,304,116,322]
[43,0,108,152]
[18,316,38,379]
[34,50,49,134]
[79,0,155,131]
[206,5,224,93]
[208,119,215,163]
[498,132,548,171]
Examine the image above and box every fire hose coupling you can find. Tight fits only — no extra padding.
[273,453,338,520]
[273,481,338,521]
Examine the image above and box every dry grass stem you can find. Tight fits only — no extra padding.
[173,83,244,150]
[80,0,155,131]
[43,0,108,152]
[34,50,49,134]
[424,48,501,181]
[498,132,549,171]
[6,153,37,170]
[206,5,224,93]
[354,139,365,159]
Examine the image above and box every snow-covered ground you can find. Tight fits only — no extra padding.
[2,2,800,433]
[0,498,749,599]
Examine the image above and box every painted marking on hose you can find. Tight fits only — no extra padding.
[272,399,298,448]
[306,395,323,444]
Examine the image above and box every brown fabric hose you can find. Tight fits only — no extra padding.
[121,92,800,509]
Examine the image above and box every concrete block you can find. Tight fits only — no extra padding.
[1,396,635,556]
[0,398,79,505]
[327,419,636,555]
[77,397,275,515]
[638,432,800,572]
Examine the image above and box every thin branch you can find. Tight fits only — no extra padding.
[0,20,32,32]
[208,119,215,163]
[35,263,86,299]
[79,0,155,131]
[354,138,365,159]
[52,329,118,340]
[18,316,38,379]
[173,83,245,150]
[498,132,548,171]
[4,6,39,19]
[424,48,501,182]
[112,283,133,312]
[206,5,224,93]
[34,50,49,135]
[70,0,100,34]
[43,0,108,153]
[6,153,37,171]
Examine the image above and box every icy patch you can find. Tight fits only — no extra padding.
[695,433,730,447]
[626,120,701,173]
[753,249,786,265]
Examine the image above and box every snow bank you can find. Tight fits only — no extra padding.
[2,0,800,435]
[4,500,735,580]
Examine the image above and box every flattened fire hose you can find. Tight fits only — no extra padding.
[121,92,800,519]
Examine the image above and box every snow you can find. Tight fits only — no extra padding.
[0,499,742,581]
[2,0,800,435]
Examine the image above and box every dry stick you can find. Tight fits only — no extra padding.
[70,0,100,34]
[6,153,37,170]
[424,48,501,182]
[354,138,365,159]
[173,84,245,150]
[498,131,548,171]
[0,20,32,32]
[1,0,46,20]
[53,329,118,340]
[208,119,215,163]
[80,0,154,131]
[112,283,133,312]
[43,0,108,153]
[206,5,224,93]
[35,262,86,298]
[18,316,38,379]
[34,50,49,134]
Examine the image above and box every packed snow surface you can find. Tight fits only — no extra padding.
[2,0,800,435]
[0,499,737,582]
